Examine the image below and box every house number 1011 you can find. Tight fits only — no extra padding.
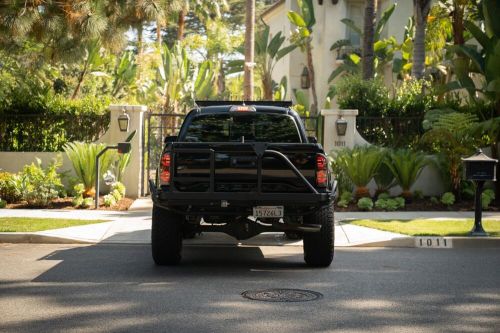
[415,237,453,248]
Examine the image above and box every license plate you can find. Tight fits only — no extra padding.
[253,206,284,218]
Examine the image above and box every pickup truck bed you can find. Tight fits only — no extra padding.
[150,102,336,267]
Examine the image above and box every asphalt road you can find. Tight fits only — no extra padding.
[1,244,499,333]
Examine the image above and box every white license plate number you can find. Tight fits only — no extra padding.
[253,206,284,218]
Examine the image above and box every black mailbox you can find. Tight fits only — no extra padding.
[462,149,497,181]
[117,142,131,154]
[461,149,498,236]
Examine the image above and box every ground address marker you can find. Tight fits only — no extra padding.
[415,237,453,248]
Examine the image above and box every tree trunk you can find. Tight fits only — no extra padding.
[306,41,318,115]
[71,62,89,99]
[362,0,377,80]
[243,0,255,100]
[177,6,187,41]
[412,0,431,79]
[157,21,162,47]
[217,59,225,97]
[262,73,273,100]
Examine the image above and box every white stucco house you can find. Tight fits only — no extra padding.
[261,0,413,108]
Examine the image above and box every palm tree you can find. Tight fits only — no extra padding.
[411,0,432,79]
[243,0,255,100]
[175,0,228,41]
[362,0,377,80]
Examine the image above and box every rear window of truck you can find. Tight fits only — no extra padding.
[182,113,302,143]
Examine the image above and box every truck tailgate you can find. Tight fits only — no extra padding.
[169,143,323,193]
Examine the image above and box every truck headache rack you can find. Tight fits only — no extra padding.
[195,100,293,108]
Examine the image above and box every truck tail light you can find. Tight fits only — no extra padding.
[160,153,171,185]
[316,154,328,187]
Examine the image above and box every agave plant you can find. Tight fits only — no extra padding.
[385,149,429,199]
[64,142,116,197]
[334,146,384,198]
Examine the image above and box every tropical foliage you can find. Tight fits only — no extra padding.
[334,146,384,198]
[385,149,429,199]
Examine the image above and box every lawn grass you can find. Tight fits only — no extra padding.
[347,219,500,237]
[0,217,108,232]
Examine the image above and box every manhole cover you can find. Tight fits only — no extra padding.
[241,288,323,302]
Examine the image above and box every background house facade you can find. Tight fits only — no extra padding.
[262,0,413,108]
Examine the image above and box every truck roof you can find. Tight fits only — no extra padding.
[193,105,291,114]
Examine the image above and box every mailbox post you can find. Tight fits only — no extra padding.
[94,142,132,209]
[462,149,498,236]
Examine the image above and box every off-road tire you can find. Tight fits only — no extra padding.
[152,205,183,265]
[303,202,334,267]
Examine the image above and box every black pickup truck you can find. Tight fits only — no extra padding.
[149,101,336,267]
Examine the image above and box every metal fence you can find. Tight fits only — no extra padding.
[356,116,424,148]
[0,113,110,152]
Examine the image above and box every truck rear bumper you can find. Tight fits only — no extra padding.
[150,180,335,215]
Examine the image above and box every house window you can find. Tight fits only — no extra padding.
[346,1,364,47]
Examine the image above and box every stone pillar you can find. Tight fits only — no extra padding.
[105,105,147,198]
[320,109,360,154]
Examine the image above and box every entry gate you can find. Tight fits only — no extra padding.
[142,111,322,196]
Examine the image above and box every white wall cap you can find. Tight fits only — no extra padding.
[109,105,148,112]
[321,109,359,116]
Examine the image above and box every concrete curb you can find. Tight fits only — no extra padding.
[349,237,500,248]
[1,233,500,248]
[0,233,94,244]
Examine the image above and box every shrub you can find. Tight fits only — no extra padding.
[377,192,390,200]
[334,146,383,198]
[394,197,405,209]
[111,189,122,202]
[340,191,353,203]
[81,197,94,208]
[374,152,396,195]
[103,194,116,207]
[385,149,429,199]
[430,196,439,204]
[0,199,6,208]
[74,183,85,197]
[441,192,455,206]
[357,197,374,211]
[111,182,126,198]
[64,142,116,197]
[72,196,83,207]
[0,171,21,203]
[413,190,424,200]
[337,200,349,208]
[336,76,390,117]
[482,189,495,209]
[375,198,403,211]
[18,157,64,207]
[389,79,434,117]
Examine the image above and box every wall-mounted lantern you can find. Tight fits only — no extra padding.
[118,109,130,132]
[336,116,348,136]
[301,66,311,89]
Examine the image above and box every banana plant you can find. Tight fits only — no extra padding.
[158,43,194,113]
[255,24,296,100]
[112,51,137,98]
[329,4,397,82]
[194,60,216,100]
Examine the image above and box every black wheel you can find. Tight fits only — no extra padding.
[303,202,334,267]
[151,205,183,265]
